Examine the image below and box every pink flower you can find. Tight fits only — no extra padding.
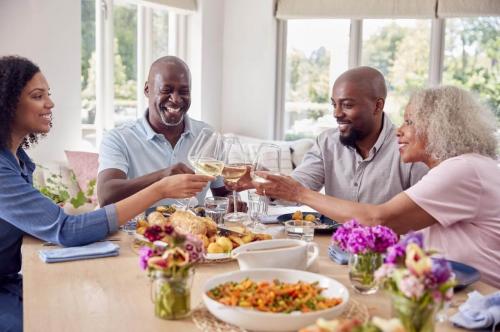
[375,263,395,282]
[139,246,153,270]
[399,274,425,299]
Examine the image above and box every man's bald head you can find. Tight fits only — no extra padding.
[334,66,387,100]
[147,56,191,87]
[331,66,387,150]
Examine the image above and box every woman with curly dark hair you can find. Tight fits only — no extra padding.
[0,56,213,331]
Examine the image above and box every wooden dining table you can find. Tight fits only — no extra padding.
[22,226,497,332]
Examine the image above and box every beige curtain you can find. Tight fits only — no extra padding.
[437,0,500,17]
[138,0,197,12]
[275,0,438,19]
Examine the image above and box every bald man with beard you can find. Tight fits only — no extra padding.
[97,56,230,207]
[228,66,428,204]
[290,66,429,203]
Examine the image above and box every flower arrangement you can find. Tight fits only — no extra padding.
[375,232,455,332]
[332,220,398,294]
[139,227,204,320]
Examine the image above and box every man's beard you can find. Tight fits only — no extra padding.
[339,128,362,148]
[159,109,185,127]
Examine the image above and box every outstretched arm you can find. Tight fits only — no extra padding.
[254,173,436,235]
[97,163,194,206]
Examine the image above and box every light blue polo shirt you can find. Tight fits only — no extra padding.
[98,111,224,206]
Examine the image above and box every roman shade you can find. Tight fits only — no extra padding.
[275,0,438,19]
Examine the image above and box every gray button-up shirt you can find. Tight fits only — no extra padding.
[292,114,429,204]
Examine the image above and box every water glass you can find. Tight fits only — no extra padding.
[247,190,267,229]
[284,220,315,242]
[204,196,229,224]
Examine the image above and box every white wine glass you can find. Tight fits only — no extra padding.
[187,128,225,209]
[222,136,250,223]
[250,143,281,230]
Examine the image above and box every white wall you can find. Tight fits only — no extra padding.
[221,0,277,139]
[0,0,82,163]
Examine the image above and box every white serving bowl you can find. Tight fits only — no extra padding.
[202,268,349,332]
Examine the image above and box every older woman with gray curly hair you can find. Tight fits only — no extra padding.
[255,86,500,287]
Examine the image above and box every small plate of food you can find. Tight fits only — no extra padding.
[203,268,349,332]
[277,211,340,234]
[135,210,272,262]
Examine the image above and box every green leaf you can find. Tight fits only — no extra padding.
[70,191,86,208]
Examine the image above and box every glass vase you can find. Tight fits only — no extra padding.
[151,269,194,320]
[391,293,437,332]
[348,252,382,294]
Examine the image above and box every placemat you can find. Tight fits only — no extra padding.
[192,299,369,332]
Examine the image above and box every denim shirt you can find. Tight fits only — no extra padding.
[0,148,118,276]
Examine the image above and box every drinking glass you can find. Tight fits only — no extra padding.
[250,143,281,217]
[221,136,250,222]
[247,190,267,230]
[204,196,229,224]
[187,128,225,209]
[284,220,315,242]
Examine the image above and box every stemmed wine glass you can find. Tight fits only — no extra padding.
[221,136,250,223]
[186,128,225,209]
[250,143,281,229]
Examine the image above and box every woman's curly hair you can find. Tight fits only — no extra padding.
[0,55,42,149]
[409,85,498,161]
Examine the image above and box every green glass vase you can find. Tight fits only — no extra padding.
[348,252,383,294]
[151,269,194,320]
[391,293,437,332]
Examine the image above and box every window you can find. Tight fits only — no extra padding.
[284,20,350,140]
[152,10,170,60]
[443,17,500,124]
[279,17,498,140]
[81,0,96,126]
[113,0,138,127]
[80,0,183,147]
[362,19,431,125]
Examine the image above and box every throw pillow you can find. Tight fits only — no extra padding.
[64,150,99,202]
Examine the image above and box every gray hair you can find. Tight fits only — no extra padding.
[408,86,498,161]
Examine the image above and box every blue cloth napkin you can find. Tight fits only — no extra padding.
[450,291,500,331]
[38,241,120,263]
[328,244,349,265]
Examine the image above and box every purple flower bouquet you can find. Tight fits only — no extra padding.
[332,220,398,294]
[375,232,455,332]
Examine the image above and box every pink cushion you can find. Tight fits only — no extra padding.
[64,151,98,202]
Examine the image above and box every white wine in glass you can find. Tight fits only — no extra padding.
[250,143,281,230]
[187,128,225,208]
[250,143,282,183]
[222,136,250,223]
[192,157,225,177]
[222,163,248,183]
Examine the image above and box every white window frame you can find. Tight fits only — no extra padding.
[87,0,184,146]
[275,17,447,140]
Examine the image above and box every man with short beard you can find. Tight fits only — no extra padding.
[97,56,230,207]
[290,66,428,204]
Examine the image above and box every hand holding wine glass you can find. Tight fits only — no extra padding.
[186,128,225,209]
[249,143,281,230]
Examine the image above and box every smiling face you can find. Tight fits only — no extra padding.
[397,104,429,164]
[145,62,191,130]
[12,72,54,137]
[331,80,379,147]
